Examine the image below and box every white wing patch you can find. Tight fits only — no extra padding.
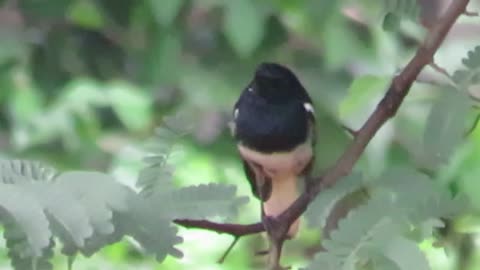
[247,87,253,92]
[303,102,315,114]
[229,108,239,136]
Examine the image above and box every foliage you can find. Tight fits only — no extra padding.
[307,167,466,270]
[0,158,248,269]
[0,0,479,269]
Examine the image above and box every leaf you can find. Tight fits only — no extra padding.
[223,0,266,57]
[339,75,390,119]
[0,28,26,66]
[305,173,363,228]
[370,252,401,270]
[106,81,152,131]
[382,237,430,270]
[8,238,54,270]
[148,183,249,220]
[0,159,57,184]
[462,45,480,70]
[0,184,51,258]
[306,194,404,270]
[382,0,419,19]
[117,199,183,261]
[452,45,480,87]
[19,0,74,18]
[149,0,185,26]
[18,182,93,250]
[423,89,470,167]
[67,0,105,29]
[383,12,401,32]
[145,33,182,85]
[55,171,133,255]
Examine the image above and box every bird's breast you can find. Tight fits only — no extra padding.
[238,142,312,178]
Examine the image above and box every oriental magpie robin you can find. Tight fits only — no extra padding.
[230,63,316,237]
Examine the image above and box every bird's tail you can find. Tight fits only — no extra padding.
[263,174,300,237]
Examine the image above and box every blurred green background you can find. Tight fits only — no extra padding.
[1,0,480,269]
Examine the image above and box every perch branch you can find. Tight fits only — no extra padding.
[174,0,471,267]
[173,219,263,236]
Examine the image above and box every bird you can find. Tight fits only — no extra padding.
[230,62,316,237]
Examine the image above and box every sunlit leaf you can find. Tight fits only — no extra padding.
[107,81,152,131]
[67,0,105,29]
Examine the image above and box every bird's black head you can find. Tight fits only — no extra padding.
[251,62,306,103]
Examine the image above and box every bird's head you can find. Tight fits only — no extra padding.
[251,62,305,103]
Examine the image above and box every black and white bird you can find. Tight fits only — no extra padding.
[230,63,316,237]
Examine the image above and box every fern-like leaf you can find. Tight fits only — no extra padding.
[453,45,480,87]
[307,194,404,270]
[305,173,363,228]
[147,183,249,220]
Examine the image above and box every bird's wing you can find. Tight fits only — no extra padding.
[242,159,272,202]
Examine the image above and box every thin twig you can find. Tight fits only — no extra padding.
[341,124,359,137]
[173,0,471,267]
[465,113,480,137]
[464,10,479,16]
[430,62,455,83]
[217,237,240,264]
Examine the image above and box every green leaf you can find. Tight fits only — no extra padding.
[107,81,152,131]
[452,45,480,88]
[383,12,401,32]
[370,252,401,270]
[307,194,404,270]
[462,45,480,70]
[67,0,105,29]
[223,0,266,57]
[118,199,182,261]
[18,182,93,249]
[54,171,133,255]
[305,173,363,228]
[423,89,470,167]
[0,28,26,65]
[339,75,390,119]
[19,0,74,18]
[149,0,185,26]
[8,238,54,270]
[0,159,57,183]
[382,0,419,19]
[382,237,430,270]
[0,184,52,257]
[146,33,182,85]
[148,183,249,220]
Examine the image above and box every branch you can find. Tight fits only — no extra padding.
[173,219,263,237]
[174,0,471,266]
[277,0,471,232]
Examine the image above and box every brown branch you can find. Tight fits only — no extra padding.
[173,219,263,236]
[174,0,471,267]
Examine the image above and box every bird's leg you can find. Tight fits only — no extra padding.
[263,215,289,270]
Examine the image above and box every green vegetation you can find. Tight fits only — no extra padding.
[1,0,480,269]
